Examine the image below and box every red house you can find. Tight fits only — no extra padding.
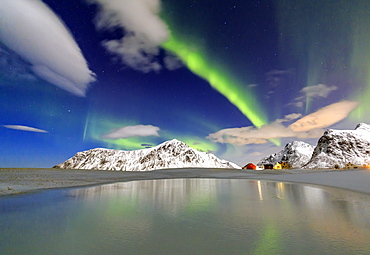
[243,163,257,170]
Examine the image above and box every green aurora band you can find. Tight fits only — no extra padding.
[85,12,280,149]
[83,112,220,152]
[276,0,370,121]
[350,2,370,121]
[162,35,268,129]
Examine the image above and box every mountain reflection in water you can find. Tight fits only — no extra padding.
[1,179,370,255]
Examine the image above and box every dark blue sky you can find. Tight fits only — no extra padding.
[1,0,369,167]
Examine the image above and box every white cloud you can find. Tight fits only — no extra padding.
[301,84,337,99]
[207,113,304,145]
[207,122,296,146]
[102,35,162,73]
[275,113,302,124]
[208,101,359,145]
[289,100,359,132]
[266,69,294,76]
[102,125,160,139]
[88,0,169,72]
[3,125,48,133]
[292,101,304,108]
[291,84,338,107]
[163,54,183,70]
[215,143,282,167]
[0,0,95,96]
[249,152,263,157]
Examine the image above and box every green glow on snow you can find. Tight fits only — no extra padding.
[180,137,218,153]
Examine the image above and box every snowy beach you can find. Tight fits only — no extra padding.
[1,168,370,195]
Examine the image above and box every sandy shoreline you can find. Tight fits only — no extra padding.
[1,167,370,196]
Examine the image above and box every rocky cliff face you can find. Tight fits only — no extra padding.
[304,123,370,169]
[257,141,315,168]
[53,139,240,171]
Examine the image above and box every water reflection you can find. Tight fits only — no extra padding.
[70,179,218,216]
[1,179,370,255]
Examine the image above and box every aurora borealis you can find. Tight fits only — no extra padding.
[1,0,370,167]
[162,34,268,128]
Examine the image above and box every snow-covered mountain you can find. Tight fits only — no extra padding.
[53,139,240,171]
[257,141,315,168]
[304,123,370,169]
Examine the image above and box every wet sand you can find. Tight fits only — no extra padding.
[1,167,370,195]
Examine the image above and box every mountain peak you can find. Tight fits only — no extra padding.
[355,123,370,133]
[159,139,187,147]
[304,123,370,168]
[258,141,314,168]
[54,139,240,171]
[258,123,370,169]
[168,138,184,143]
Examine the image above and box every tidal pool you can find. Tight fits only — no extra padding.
[1,179,370,255]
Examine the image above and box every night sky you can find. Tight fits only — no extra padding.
[1,0,370,168]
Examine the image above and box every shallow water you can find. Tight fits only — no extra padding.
[1,179,370,255]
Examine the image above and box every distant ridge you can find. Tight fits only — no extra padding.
[304,123,370,168]
[258,123,370,169]
[257,141,315,168]
[53,139,241,171]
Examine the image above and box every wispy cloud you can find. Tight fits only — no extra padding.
[301,84,337,99]
[289,100,359,132]
[275,113,302,123]
[249,151,263,157]
[291,84,338,107]
[0,0,95,96]
[207,114,301,145]
[207,123,298,145]
[3,125,48,133]
[260,69,295,99]
[0,47,36,81]
[265,69,294,88]
[163,54,183,70]
[88,0,169,72]
[207,100,359,145]
[102,125,160,139]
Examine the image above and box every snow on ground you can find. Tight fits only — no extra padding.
[1,168,370,196]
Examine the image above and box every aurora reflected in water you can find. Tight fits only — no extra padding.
[1,179,370,254]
